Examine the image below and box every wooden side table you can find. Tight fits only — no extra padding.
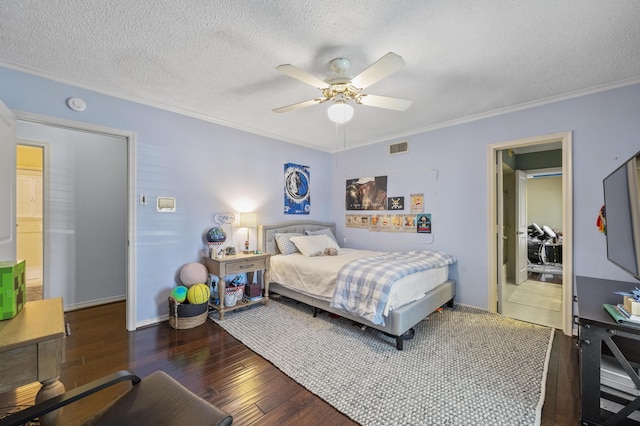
[0,297,66,426]
[203,253,270,320]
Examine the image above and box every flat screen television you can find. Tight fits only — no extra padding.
[603,150,640,281]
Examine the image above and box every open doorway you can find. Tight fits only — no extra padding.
[488,132,573,336]
[16,144,44,302]
[13,111,137,331]
[500,150,564,329]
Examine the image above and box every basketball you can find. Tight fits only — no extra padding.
[179,262,208,286]
[170,285,188,303]
[187,283,210,304]
[206,227,226,243]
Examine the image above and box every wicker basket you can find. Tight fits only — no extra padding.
[168,297,208,329]
[225,285,245,300]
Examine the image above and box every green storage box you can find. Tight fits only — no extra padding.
[0,260,26,320]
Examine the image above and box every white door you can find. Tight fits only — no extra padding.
[496,151,505,311]
[0,101,16,260]
[515,170,528,284]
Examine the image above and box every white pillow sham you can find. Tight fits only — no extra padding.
[273,232,303,255]
[289,234,341,257]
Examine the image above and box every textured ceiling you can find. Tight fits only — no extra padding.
[1,1,640,152]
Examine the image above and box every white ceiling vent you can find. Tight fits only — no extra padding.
[389,140,409,155]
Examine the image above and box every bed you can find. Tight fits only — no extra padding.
[257,220,456,350]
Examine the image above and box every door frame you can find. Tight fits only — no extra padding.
[515,169,528,284]
[14,110,137,331]
[487,131,573,335]
[0,101,16,260]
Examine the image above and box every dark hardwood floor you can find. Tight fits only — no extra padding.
[0,301,580,425]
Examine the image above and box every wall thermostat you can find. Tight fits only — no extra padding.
[66,97,87,111]
[157,196,176,212]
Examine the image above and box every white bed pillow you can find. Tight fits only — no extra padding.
[304,228,339,245]
[289,234,341,257]
[273,232,303,255]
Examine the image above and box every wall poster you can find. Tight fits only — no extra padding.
[346,214,370,228]
[284,163,310,215]
[417,213,432,233]
[403,214,417,232]
[410,193,424,213]
[345,176,388,210]
[387,196,404,210]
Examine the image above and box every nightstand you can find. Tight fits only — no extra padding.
[203,253,270,320]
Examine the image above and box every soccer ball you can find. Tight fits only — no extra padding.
[170,286,188,303]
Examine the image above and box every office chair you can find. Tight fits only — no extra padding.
[0,370,233,426]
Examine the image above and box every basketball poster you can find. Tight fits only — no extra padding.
[284,163,310,215]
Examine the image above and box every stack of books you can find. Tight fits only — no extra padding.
[604,303,640,328]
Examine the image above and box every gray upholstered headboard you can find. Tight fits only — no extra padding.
[258,220,336,255]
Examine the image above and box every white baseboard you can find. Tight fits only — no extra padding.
[63,295,126,312]
[136,314,169,329]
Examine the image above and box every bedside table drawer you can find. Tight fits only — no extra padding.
[225,258,267,274]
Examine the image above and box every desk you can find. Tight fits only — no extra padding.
[0,298,65,425]
[577,276,640,425]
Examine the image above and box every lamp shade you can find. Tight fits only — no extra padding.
[239,212,257,228]
[327,101,354,123]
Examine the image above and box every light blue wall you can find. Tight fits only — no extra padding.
[333,84,640,307]
[0,67,332,324]
[2,65,639,320]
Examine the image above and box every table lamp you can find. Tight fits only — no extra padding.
[239,212,257,253]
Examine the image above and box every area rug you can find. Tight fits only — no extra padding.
[211,297,553,425]
[508,280,562,311]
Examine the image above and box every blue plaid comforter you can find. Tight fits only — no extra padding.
[329,250,456,325]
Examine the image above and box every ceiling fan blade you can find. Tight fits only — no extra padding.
[273,98,326,113]
[350,52,406,89]
[276,64,331,89]
[357,94,412,111]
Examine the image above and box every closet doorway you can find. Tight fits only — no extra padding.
[16,144,44,302]
[488,132,573,336]
[14,112,137,331]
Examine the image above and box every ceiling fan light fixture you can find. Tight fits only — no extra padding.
[327,101,354,123]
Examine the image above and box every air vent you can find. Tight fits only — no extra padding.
[389,140,409,155]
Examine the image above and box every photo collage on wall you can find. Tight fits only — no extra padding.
[284,163,310,215]
[345,177,432,234]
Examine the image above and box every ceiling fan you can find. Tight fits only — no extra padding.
[273,52,412,122]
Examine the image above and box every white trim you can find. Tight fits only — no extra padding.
[13,110,138,331]
[63,295,126,312]
[487,131,573,336]
[138,314,169,329]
